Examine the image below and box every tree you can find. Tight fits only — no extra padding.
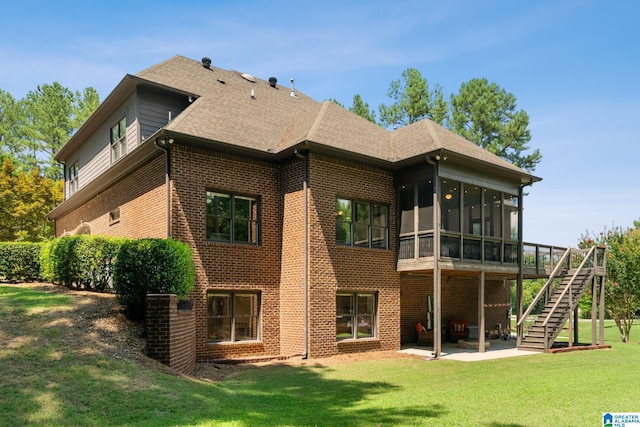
[16,83,100,179]
[18,82,75,179]
[449,78,541,172]
[0,156,62,241]
[580,221,640,342]
[0,90,19,158]
[378,68,448,128]
[349,94,377,124]
[73,87,100,130]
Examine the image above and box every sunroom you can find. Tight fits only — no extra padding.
[395,152,539,357]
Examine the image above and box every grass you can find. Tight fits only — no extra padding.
[2,285,639,426]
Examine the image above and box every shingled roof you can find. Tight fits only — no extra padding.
[57,55,538,183]
[136,56,538,181]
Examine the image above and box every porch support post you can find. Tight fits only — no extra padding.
[478,271,486,353]
[516,183,525,347]
[591,275,597,346]
[434,265,442,358]
[432,158,442,358]
[599,274,605,345]
[573,306,579,345]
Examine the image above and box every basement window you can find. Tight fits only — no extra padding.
[336,292,377,341]
[109,208,120,225]
[207,291,260,343]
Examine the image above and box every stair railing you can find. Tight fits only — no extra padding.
[517,247,572,346]
[540,245,597,352]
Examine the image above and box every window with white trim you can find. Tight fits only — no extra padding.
[68,161,78,195]
[110,117,127,163]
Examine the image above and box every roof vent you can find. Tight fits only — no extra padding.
[241,73,256,83]
[202,57,212,69]
[269,77,277,88]
[290,78,296,97]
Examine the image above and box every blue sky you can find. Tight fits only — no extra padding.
[2,0,638,247]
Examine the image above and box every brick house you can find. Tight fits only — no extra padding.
[48,55,572,361]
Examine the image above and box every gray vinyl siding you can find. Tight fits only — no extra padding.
[65,94,139,199]
[138,88,190,141]
[63,88,189,200]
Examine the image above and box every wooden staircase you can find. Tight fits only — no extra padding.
[518,267,594,352]
[517,245,606,352]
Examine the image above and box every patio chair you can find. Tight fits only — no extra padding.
[415,321,433,345]
[447,319,469,342]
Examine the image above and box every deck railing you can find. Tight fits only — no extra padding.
[398,232,571,270]
[516,245,607,350]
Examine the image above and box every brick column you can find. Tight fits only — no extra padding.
[146,294,196,375]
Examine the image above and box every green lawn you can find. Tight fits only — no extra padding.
[1,285,638,426]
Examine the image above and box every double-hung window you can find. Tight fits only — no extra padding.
[336,292,377,340]
[110,117,127,163]
[206,191,259,244]
[336,198,388,249]
[68,161,78,195]
[207,291,260,342]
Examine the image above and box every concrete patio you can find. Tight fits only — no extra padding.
[399,339,540,362]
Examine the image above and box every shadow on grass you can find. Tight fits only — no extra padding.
[0,284,449,426]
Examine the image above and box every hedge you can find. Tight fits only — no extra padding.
[113,238,195,320]
[39,235,124,291]
[2,236,196,320]
[0,242,43,282]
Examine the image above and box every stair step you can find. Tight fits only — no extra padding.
[519,264,595,352]
[517,345,545,352]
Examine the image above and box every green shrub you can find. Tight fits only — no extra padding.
[74,236,124,291]
[113,238,195,320]
[42,236,124,291]
[0,242,43,282]
[49,236,83,288]
[39,240,55,283]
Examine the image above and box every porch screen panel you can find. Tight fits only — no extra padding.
[440,179,460,232]
[504,194,519,241]
[484,189,502,238]
[417,180,434,231]
[463,185,482,235]
[399,184,415,235]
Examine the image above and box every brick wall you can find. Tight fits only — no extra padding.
[279,158,306,356]
[56,141,514,362]
[306,154,400,358]
[146,294,196,375]
[400,275,512,344]
[55,155,166,239]
[170,146,282,360]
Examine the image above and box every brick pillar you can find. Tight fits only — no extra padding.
[146,294,196,375]
[146,294,173,365]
